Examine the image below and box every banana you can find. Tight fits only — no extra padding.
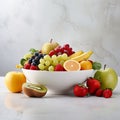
[71,50,93,62]
[69,50,84,59]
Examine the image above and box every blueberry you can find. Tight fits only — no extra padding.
[31,62,37,66]
[28,58,32,64]
[38,53,43,59]
[34,52,39,56]
[35,56,40,61]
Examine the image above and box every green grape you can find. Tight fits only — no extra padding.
[23,53,32,60]
[44,66,49,71]
[48,66,54,71]
[52,55,57,60]
[45,60,51,66]
[59,60,65,65]
[62,53,68,60]
[52,59,58,66]
[44,55,51,60]
[57,55,62,61]
[40,58,45,65]
[38,64,45,70]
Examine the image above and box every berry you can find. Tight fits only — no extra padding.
[95,88,103,97]
[24,63,31,69]
[103,89,112,98]
[34,52,39,56]
[49,44,75,56]
[73,84,88,97]
[86,77,101,95]
[63,44,70,49]
[54,64,65,71]
[49,50,56,57]
[30,65,39,70]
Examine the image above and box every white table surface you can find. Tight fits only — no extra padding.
[0,76,120,120]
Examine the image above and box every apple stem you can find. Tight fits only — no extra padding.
[104,64,106,70]
[50,39,53,43]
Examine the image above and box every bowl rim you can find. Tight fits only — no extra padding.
[22,68,94,73]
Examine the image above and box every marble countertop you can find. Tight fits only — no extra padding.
[0,76,120,120]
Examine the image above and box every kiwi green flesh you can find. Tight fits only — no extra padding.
[23,83,47,93]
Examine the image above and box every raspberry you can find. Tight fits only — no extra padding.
[24,63,31,69]
[49,50,56,57]
[54,64,65,71]
[30,65,39,70]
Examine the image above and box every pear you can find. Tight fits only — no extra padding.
[42,39,59,54]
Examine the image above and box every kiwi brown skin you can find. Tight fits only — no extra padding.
[22,83,47,97]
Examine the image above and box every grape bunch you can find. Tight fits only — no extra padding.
[38,53,69,71]
[49,44,75,57]
[23,52,46,70]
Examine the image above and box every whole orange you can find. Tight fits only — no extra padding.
[4,71,26,93]
[80,60,92,70]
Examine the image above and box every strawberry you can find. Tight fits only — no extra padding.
[86,77,101,95]
[30,65,39,70]
[95,88,103,97]
[73,84,88,97]
[54,64,65,71]
[103,89,112,98]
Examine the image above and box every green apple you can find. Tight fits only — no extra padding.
[42,39,59,54]
[94,68,118,90]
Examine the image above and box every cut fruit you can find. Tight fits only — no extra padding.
[63,60,81,71]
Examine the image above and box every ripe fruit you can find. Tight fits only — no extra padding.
[73,84,88,97]
[22,83,47,97]
[42,39,59,54]
[63,59,81,71]
[69,50,83,59]
[92,62,102,70]
[71,50,93,62]
[80,60,92,70]
[54,64,65,71]
[30,65,39,70]
[24,63,31,69]
[94,67,118,90]
[95,88,103,97]
[4,71,26,93]
[86,77,101,94]
[103,89,112,98]
[49,44,75,56]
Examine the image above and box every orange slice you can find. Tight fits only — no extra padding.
[63,60,81,71]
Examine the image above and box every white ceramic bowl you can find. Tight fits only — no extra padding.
[22,69,94,94]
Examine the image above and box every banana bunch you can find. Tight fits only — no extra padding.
[70,50,93,62]
[69,50,84,59]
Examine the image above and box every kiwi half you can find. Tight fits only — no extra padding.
[22,83,47,97]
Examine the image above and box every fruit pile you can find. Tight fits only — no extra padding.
[73,77,112,98]
[17,40,101,71]
[14,40,118,98]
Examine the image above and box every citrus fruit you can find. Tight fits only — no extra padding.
[80,60,92,70]
[63,60,81,71]
[4,71,26,93]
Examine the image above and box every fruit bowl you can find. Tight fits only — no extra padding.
[22,68,94,94]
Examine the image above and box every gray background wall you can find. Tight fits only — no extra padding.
[0,0,120,76]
